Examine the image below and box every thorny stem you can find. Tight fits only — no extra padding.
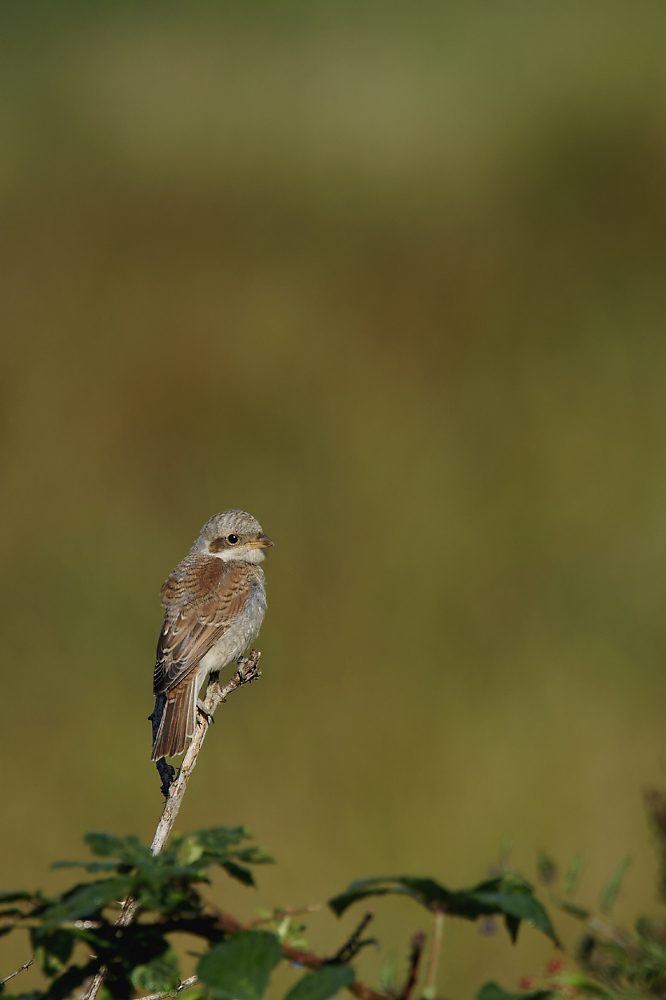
[79,653,262,1000]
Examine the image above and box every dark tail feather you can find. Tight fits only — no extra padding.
[151,676,196,761]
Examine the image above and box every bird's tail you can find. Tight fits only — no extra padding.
[151,675,197,761]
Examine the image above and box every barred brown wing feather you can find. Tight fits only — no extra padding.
[153,610,231,692]
[153,561,253,694]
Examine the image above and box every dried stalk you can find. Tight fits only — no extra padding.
[422,908,444,1000]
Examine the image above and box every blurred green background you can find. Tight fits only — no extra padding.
[3,2,666,995]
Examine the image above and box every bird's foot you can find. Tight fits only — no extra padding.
[204,670,227,707]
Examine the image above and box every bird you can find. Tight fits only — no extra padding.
[151,510,273,761]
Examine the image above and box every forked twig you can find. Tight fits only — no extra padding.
[80,652,262,1000]
[326,911,375,964]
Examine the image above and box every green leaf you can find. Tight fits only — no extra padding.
[476,983,554,1000]
[599,856,631,915]
[234,847,275,865]
[550,896,589,921]
[51,861,121,873]
[329,876,448,916]
[171,828,273,874]
[197,931,283,1000]
[83,833,151,866]
[131,948,180,993]
[562,854,584,896]
[179,827,250,864]
[329,874,560,946]
[222,861,255,887]
[47,958,100,1000]
[194,826,251,848]
[536,850,557,886]
[474,890,561,947]
[176,837,205,866]
[504,913,520,943]
[282,965,355,1000]
[31,927,75,976]
[42,877,134,925]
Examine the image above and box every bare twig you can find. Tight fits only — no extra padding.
[80,653,262,1000]
[398,931,426,1000]
[422,909,444,1000]
[0,955,34,985]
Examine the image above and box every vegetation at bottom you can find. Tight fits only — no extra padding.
[3,788,666,1000]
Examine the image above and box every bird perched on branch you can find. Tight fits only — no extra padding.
[151,510,273,761]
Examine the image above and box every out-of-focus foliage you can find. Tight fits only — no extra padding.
[0,826,557,999]
[3,788,666,998]
[3,3,666,996]
[497,790,666,998]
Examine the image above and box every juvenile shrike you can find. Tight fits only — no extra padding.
[151,510,272,761]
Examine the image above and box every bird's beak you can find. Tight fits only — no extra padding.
[251,533,274,548]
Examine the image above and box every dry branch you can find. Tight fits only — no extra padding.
[422,908,444,999]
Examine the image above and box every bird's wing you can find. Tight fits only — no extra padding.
[153,557,253,693]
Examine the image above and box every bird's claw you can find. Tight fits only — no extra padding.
[196,698,215,724]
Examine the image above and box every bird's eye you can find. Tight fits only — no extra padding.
[227,533,239,544]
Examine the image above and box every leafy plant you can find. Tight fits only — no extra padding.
[2,668,666,1000]
[0,826,560,1000]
